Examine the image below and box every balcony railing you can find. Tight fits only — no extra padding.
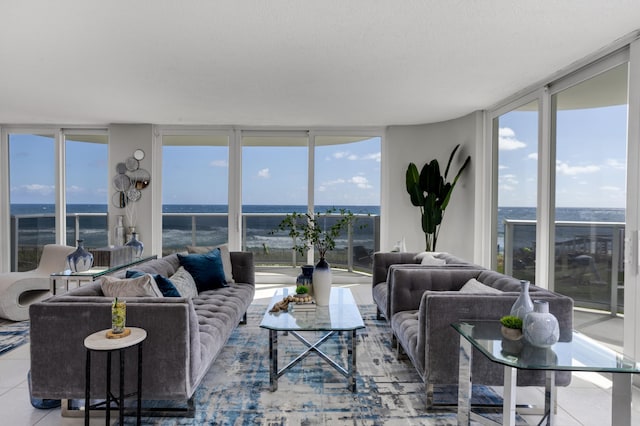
[10,212,380,273]
[503,219,625,315]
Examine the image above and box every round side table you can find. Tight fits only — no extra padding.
[84,327,147,426]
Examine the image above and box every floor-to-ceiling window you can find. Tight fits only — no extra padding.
[314,135,381,270]
[242,133,308,264]
[161,133,230,255]
[495,101,539,281]
[64,132,109,249]
[551,63,628,315]
[8,133,56,270]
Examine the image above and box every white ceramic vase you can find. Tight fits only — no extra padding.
[312,258,332,306]
[523,300,559,348]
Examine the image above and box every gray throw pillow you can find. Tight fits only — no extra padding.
[101,274,163,297]
[459,278,503,294]
[169,266,199,298]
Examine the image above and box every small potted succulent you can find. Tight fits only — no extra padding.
[500,315,523,341]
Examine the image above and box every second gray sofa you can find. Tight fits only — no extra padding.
[372,251,480,320]
[388,267,573,407]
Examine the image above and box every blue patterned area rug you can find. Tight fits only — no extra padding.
[0,319,29,356]
[140,304,526,426]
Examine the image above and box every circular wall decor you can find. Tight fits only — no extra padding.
[112,174,131,191]
[127,168,151,189]
[125,157,139,171]
[127,188,141,202]
[116,162,127,174]
[133,149,145,160]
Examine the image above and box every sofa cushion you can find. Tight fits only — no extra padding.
[459,278,503,294]
[126,270,181,297]
[186,244,234,284]
[414,251,447,265]
[101,274,163,297]
[169,266,199,298]
[178,249,228,292]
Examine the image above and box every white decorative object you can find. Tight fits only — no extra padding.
[523,300,559,348]
[312,258,332,306]
[510,280,534,320]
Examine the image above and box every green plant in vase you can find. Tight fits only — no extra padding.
[500,315,523,341]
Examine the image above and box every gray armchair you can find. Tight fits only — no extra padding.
[387,267,574,408]
[371,251,480,320]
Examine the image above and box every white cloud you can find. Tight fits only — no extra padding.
[257,168,270,178]
[498,164,508,170]
[606,159,625,170]
[20,184,54,195]
[499,184,516,192]
[349,176,372,188]
[556,161,600,176]
[210,160,227,167]
[363,152,381,162]
[333,151,350,159]
[499,127,527,151]
[528,153,538,160]
[347,154,358,160]
[66,185,84,194]
[499,174,518,185]
[600,185,623,193]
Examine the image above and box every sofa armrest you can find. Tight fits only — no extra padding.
[372,252,418,286]
[419,290,573,386]
[29,295,197,400]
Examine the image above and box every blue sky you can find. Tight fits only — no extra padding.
[498,104,627,209]
[9,135,381,207]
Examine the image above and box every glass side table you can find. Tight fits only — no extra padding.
[50,255,157,295]
[452,320,640,426]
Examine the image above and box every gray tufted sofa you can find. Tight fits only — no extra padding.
[29,251,254,411]
[388,267,573,407]
[372,251,480,320]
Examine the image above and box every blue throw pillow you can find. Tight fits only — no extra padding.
[177,248,228,292]
[125,270,181,297]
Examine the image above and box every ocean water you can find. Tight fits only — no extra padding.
[11,204,624,252]
[10,204,380,251]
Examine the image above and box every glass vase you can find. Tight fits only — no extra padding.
[113,215,126,246]
[66,239,94,272]
[510,280,534,320]
[125,232,144,259]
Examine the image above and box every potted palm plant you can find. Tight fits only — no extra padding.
[405,144,471,251]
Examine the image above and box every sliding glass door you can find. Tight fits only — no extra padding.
[552,63,628,316]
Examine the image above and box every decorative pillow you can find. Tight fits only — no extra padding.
[186,244,234,283]
[169,266,199,298]
[459,278,503,294]
[417,252,447,266]
[101,274,163,298]
[126,270,181,297]
[178,248,228,292]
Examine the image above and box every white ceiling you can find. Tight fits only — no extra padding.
[1,1,640,127]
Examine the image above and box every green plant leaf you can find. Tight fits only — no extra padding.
[405,163,423,206]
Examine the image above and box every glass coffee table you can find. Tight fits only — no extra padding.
[260,287,365,392]
[453,320,640,426]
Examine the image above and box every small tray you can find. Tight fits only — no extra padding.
[106,328,131,339]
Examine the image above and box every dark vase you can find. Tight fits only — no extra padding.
[66,239,93,272]
[125,232,144,259]
[296,265,314,286]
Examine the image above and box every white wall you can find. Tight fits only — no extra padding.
[108,124,155,254]
[383,112,478,260]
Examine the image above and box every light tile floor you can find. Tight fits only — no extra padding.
[0,267,638,425]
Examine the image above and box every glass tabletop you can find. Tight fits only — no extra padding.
[50,255,157,278]
[260,287,365,332]
[452,320,640,374]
